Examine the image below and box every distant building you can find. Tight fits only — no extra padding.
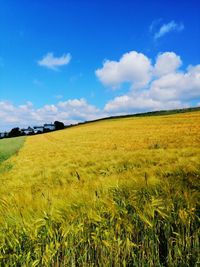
[33,126,44,133]
[21,127,34,135]
[0,132,8,138]
[44,123,55,131]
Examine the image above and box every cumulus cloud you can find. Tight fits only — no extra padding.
[154,20,184,39]
[38,52,71,70]
[95,51,152,89]
[150,65,200,101]
[0,99,104,131]
[154,52,182,77]
[96,51,200,114]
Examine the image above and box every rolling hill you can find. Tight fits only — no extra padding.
[0,111,200,266]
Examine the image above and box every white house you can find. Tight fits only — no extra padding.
[21,127,34,135]
[0,132,7,138]
[44,123,55,131]
[33,126,44,133]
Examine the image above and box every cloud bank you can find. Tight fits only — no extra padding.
[0,99,104,131]
[1,51,200,131]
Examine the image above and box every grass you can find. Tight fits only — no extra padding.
[0,112,199,266]
[0,136,26,164]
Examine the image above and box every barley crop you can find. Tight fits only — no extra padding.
[0,112,199,266]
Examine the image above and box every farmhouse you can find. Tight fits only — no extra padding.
[44,123,55,131]
[21,127,34,135]
[33,126,44,133]
[0,121,63,139]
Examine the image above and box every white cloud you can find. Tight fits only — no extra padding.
[0,101,15,112]
[154,20,184,39]
[95,51,152,89]
[150,65,200,101]
[96,51,200,114]
[38,52,71,70]
[154,52,182,77]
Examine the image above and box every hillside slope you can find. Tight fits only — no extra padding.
[0,136,25,164]
[0,111,200,266]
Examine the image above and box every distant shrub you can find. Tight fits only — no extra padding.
[54,121,65,130]
[8,127,21,137]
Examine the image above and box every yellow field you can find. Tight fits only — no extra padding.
[0,111,200,266]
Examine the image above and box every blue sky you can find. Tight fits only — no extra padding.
[0,0,200,130]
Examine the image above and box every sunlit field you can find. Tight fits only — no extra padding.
[0,112,200,266]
